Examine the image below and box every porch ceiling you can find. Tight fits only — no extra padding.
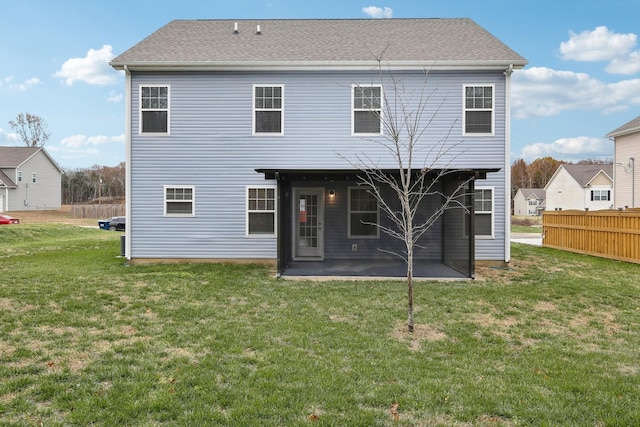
[256,168,500,181]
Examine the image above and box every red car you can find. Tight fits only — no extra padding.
[0,214,19,224]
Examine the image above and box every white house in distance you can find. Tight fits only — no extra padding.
[545,164,613,211]
[606,115,640,209]
[513,188,545,216]
[0,146,63,212]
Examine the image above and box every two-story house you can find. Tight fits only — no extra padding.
[606,115,639,209]
[110,18,527,278]
[545,164,613,211]
[513,188,545,216]
[0,146,62,211]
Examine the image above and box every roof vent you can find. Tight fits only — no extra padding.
[233,22,239,34]
[256,24,261,35]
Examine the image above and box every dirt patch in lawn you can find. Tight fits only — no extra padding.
[5,206,96,226]
[391,321,448,351]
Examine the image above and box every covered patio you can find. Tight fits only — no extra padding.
[256,168,497,280]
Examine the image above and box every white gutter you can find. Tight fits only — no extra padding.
[504,64,514,263]
[111,60,528,73]
[124,65,132,260]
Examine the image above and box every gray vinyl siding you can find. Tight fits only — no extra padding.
[129,70,507,260]
[4,155,61,211]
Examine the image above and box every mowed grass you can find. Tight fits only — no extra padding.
[1,225,639,426]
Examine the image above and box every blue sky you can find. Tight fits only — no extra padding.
[1,0,640,170]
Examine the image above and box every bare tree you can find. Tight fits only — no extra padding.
[345,70,472,333]
[8,113,50,147]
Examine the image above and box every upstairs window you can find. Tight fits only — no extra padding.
[141,85,169,134]
[464,85,493,135]
[17,171,22,182]
[253,85,283,135]
[164,186,194,216]
[32,172,37,183]
[353,85,382,135]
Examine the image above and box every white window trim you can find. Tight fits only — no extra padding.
[139,84,170,136]
[17,171,22,182]
[252,84,284,136]
[352,84,384,136]
[246,185,277,238]
[462,84,495,136]
[163,185,195,217]
[348,186,380,239]
[475,186,494,239]
[32,172,37,183]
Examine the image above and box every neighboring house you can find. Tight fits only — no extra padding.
[0,146,63,212]
[544,164,613,211]
[513,188,545,216]
[110,18,527,278]
[606,115,640,209]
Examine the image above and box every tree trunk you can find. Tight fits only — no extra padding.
[407,252,414,333]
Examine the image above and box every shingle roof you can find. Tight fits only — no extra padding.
[0,146,63,173]
[111,18,527,70]
[606,115,640,138]
[0,170,17,188]
[0,147,41,168]
[519,188,545,199]
[562,164,613,187]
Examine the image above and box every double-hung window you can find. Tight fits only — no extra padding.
[348,186,379,238]
[353,85,382,135]
[164,186,194,216]
[17,171,22,182]
[464,85,493,135]
[141,85,169,134]
[591,190,610,201]
[32,173,37,183]
[474,187,494,238]
[253,85,283,135]
[247,186,276,236]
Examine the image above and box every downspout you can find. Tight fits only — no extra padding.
[124,65,132,260]
[504,64,514,263]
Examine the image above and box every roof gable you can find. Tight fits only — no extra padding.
[606,115,640,138]
[111,18,527,71]
[0,146,63,172]
[0,170,17,188]
[517,188,545,199]
[555,164,613,187]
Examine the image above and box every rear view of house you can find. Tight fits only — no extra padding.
[606,115,640,209]
[110,18,527,278]
[513,188,545,216]
[0,147,62,212]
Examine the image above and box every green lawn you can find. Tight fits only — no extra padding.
[1,225,639,426]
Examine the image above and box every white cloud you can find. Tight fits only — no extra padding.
[362,6,393,18]
[107,91,123,102]
[606,50,640,75]
[512,67,640,119]
[0,128,19,144]
[1,76,41,91]
[61,134,124,148]
[521,136,612,161]
[54,45,118,86]
[560,26,637,62]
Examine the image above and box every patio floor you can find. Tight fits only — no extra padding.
[281,259,469,280]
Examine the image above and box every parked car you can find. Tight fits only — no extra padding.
[0,214,19,224]
[98,216,126,231]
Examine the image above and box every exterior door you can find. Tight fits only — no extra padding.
[293,188,324,259]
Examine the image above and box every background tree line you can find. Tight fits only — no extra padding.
[511,156,611,197]
[62,163,125,205]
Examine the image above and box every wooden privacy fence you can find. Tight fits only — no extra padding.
[72,204,125,219]
[543,209,640,264]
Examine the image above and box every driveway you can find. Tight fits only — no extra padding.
[511,232,543,246]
